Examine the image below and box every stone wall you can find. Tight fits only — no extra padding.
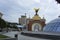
[21,31,60,39]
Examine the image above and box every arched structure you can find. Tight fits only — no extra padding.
[32,23,42,31]
[27,8,46,31]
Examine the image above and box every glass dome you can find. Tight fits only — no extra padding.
[43,17,60,32]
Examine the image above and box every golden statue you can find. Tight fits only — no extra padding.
[34,8,39,15]
[32,8,41,20]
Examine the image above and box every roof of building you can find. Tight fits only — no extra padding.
[43,16,60,32]
[17,25,24,27]
[32,13,41,20]
[21,15,26,18]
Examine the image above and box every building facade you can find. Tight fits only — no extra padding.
[19,15,26,26]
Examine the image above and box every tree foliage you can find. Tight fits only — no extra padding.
[0,18,6,28]
[0,18,11,30]
[0,18,18,31]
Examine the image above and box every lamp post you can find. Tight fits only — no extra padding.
[6,22,8,32]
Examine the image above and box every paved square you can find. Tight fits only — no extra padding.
[3,31,51,40]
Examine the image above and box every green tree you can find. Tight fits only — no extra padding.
[0,18,6,31]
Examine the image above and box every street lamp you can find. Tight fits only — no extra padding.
[6,22,8,32]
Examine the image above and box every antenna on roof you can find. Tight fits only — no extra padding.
[25,13,26,16]
[29,14,30,19]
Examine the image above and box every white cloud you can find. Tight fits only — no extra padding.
[33,0,40,3]
[0,0,60,23]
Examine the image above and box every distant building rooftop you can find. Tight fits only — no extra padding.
[21,15,26,18]
[17,25,24,27]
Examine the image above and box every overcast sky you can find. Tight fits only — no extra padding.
[0,0,60,23]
